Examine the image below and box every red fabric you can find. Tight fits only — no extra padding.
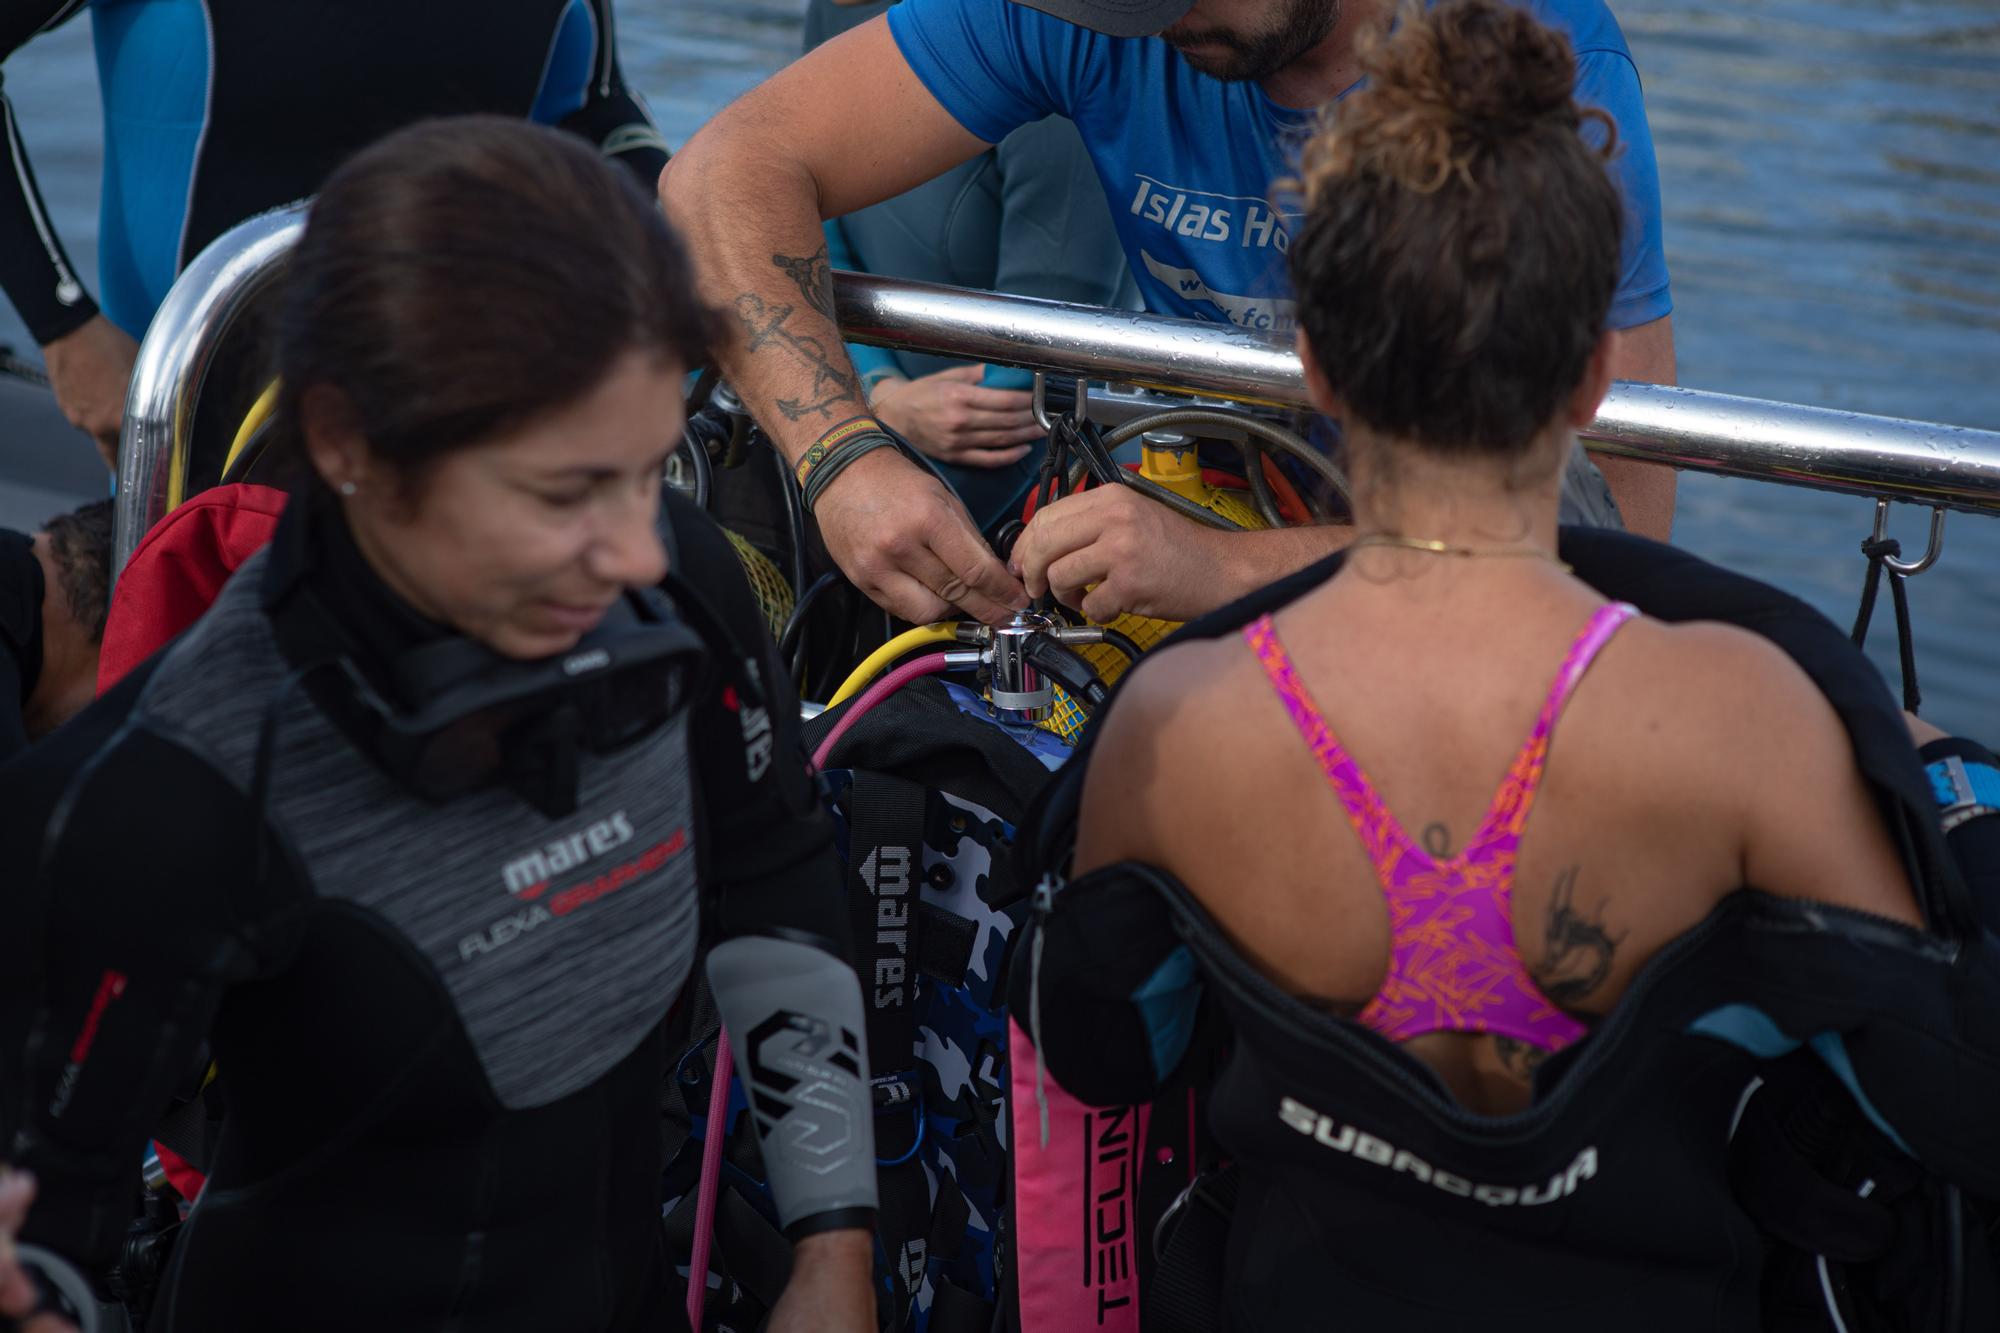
[152,1140,207,1203]
[97,483,289,694]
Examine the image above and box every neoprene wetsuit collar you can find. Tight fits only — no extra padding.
[262,486,448,709]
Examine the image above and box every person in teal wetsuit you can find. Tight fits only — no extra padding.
[804,0,1140,532]
[0,0,668,471]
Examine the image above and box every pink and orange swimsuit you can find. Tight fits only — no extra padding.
[1241,601,1638,1054]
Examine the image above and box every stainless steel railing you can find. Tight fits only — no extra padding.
[114,210,2000,574]
[832,273,2000,520]
[113,203,307,575]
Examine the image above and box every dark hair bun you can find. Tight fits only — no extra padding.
[1402,0,1578,133]
[1286,0,1626,464]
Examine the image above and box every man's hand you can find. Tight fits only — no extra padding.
[815,446,1026,625]
[1015,485,1346,623]
[1013,485,1238,623]
[43,316,138,473]
[870,365,1043,468]
[767,1228,874,1333]
[0,1172,81,1333]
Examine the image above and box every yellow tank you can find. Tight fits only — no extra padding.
[1047,432,1268,742]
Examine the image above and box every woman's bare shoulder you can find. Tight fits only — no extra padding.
[1075,632,1267,869]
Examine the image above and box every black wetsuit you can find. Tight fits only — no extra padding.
[1013,530,2000,1332]
[0,488,848,1331]
[0,0,667,344]
[0,527,41,760]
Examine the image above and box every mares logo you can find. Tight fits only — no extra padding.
[463,830,686,960]
[723,670,773,784]
[1082,1106,1140,1323]
[860,845,912,1009]
[501,810,636,898]
[48,968,127,1119]
[1279,1096,1599,1206]
[897,1239,927,1296]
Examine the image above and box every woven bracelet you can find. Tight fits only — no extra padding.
[794,415,885,488]
[801,433,900,514]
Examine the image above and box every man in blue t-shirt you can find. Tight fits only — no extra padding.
[664,0,1677,629]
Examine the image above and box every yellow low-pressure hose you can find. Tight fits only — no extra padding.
[827,623,964,708]
[222,379,281,481]
[167,378,280,513]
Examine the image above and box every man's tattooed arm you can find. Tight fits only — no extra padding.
[1534,866,1623,1007]
[771,246,837,321]
[727,245,865,426]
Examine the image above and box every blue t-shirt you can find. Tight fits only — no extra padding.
[887,0,1671,333]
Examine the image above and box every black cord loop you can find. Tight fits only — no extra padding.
[1851,534,1922,715]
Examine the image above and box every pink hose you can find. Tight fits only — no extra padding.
[810,653,953,773]
[687,650,951,1329]
[685,1032,733,1330]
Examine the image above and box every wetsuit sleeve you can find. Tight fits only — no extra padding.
[886,0,1104,144]
[824,217,906,391]
[0,666,294,1274]
[555,0,671,191]
[1574,47,1673,330]
[0,1,100,344]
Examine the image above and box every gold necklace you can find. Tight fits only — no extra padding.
[1348,532,1572,573]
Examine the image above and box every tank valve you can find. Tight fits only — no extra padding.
[987,610,1062,723]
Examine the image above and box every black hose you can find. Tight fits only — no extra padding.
[781,570,844,678]
[769,436,810,605]
[679,422,713,512]
[1241,440,1284,528]
[1061,449,1237,531]
[684,366,718,415]
[1070,421,1125,486]
[1026,638,1110,712]
[220,417,275,486]
[1101,408,1351,514]
[1121,467,1242,531]
[1093,627,1144,666]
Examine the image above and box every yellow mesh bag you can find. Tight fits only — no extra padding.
[724,529,796,640]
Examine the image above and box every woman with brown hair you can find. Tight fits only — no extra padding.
[1010,2,2000,1327]
[0,118,875,1332]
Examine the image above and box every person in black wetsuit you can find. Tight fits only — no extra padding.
[0,499,109,761]
[0,119,875,1333]
[0,0,669,468]
[1010,4,2000,1328]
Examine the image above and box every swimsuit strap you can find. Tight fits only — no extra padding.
[1466,601,1639,856]
[1240,614,1404,867]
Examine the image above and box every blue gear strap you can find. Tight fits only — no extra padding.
[1927,755,2000,813]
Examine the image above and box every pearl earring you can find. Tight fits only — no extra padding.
[339,481,357,496]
